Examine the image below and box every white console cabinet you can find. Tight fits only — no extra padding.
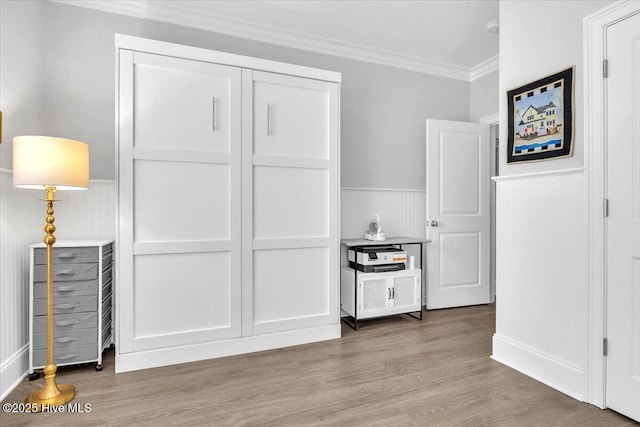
[341,268,421,319]
[116,35,340,372]
[341,238,428,329]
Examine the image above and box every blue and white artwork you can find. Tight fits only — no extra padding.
[507,67,574,163]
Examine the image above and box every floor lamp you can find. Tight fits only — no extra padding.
[13,135,89,410]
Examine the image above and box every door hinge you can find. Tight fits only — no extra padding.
[603,59,608,78]
[603,198,609,217]
[603,337,608,356]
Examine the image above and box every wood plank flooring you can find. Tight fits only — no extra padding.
[1,304,635,426]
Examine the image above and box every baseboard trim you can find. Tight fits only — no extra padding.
[116,324,341,373]
[491,333,585,402]
[0,345,28,401]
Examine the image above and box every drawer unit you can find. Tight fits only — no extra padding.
[29,240,115,375]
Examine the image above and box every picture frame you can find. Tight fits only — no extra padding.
[507,67,574,163]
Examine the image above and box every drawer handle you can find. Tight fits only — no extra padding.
[57,286,81,292]
[55,320,80,326]
[55,303,80,310]
[55,269,77,276]
[57,252,79,259]
[56,353,79,361]
[56,336,80,343]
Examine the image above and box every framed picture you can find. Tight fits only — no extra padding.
[507,67,574,163]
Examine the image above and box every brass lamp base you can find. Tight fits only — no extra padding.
[24,187,76,412]
[25,384,75,411]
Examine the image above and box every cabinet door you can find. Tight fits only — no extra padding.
[358,277,390,319]
[118,51,242,352]
[243,70,339,335]
[390,273,421,314]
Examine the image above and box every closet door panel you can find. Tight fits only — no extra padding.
[133,52,232,153]
[243,70,339,336]
[253,72,330,160]
[119,51,242,354]
[253,166,328,239]
[133,252,231,350]
[253,248,330,334]
[134,161,230,242]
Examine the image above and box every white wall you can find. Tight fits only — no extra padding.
[493,0,613,403]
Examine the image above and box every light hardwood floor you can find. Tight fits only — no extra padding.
[1,304,635,426]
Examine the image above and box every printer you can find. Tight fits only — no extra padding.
[348,246,407,272]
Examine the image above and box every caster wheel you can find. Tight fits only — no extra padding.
[95,364,103,371]
[28,372,40,381]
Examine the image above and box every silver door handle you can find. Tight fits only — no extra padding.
[430,220,439,227]
[212,96,217,131]
[267,103,272,135]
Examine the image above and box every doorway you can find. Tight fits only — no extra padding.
[490,122,498,301]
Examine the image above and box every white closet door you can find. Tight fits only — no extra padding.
[242,70,339,335]
[118,51,242,352]
[605,11,640,420]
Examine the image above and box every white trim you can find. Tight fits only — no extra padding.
[470,55,499,81]
[492,334,585,402]
[117,34,341,83]
[341,187,425,193]
[583,0,640,409]
[115,324,340,373]
[491,167,584,182]
[1,167,116,183]
[479,113,499,125]
[0,345,28,401]
[52,0,493,82]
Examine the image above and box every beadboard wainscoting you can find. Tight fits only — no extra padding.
[0,169,115,400]
[340,187,426,239]
[340,187,428,303]
[491,168,587,401]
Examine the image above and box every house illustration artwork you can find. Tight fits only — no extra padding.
[519,102,558,137]
[513,80,564,155]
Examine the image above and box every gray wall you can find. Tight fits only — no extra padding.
[470,70,498,122]
[1,0,470,190]
[0,0,45,149]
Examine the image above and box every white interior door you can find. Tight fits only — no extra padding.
[605,11,640,421]
[118,51,242,353]
[425,119,490,309]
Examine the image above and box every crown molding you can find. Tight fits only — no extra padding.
[51,0,496,82]
[470,55,499,81]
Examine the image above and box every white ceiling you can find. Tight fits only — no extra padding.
[54,0,500,81]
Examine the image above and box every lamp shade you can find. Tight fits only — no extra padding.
[13,136,90,190]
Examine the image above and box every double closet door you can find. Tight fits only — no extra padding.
[117,46,339,359]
